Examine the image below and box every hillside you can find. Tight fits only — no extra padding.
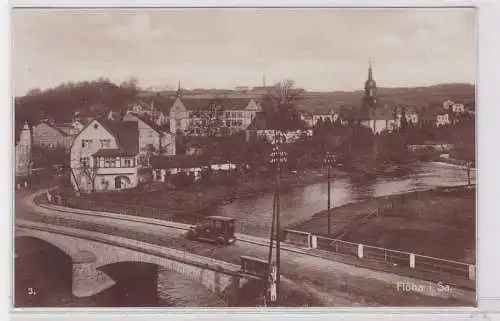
[295,83,475,114]
[14,79,138,141]
[14,81,475,141]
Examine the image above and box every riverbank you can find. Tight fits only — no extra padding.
[75,167,349,214]
[293,186,475,263]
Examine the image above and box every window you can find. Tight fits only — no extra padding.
[115,157,121,168]
[81,139,92,148]
[104,157,111,168]
[176,120,181,128]
[99,157,104,168]
[100,139,111,148]
[123,158,133,167]
[80,157,89,167]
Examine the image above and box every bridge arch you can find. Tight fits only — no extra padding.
[15,229,76,259]
[15,226,245,302]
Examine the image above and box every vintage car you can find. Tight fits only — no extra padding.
[184,216,237,245]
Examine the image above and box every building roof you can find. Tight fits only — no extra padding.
[36,121,70,136]
[98,119,139,155]
[123,113,166,134]
[150,96,262,114]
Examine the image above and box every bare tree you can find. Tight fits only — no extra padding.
[267,79,304,106]
[78,163,98,193]
[264,79,305,132]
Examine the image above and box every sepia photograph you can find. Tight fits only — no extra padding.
[12,7,476,308]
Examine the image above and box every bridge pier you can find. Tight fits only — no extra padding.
[72,251,116,298]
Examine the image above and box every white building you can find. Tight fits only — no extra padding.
[70,119,140,193]
[436,112,451,127]
[452,103,465,114]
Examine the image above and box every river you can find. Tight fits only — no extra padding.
[210,162,476,237]
[14,161,475,307]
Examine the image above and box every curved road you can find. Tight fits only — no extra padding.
[15,190,475,307]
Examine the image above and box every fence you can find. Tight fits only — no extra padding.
[44,193,195,223]
[283,229,313,248]
[312,235,474,280]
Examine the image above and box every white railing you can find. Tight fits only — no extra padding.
[306,234,474,280]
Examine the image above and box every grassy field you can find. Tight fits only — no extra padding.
[297,191,475,263]
[344,194,475,263]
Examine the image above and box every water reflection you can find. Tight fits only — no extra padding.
[211,162,476,236]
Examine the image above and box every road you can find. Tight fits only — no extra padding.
[15,190,475,307]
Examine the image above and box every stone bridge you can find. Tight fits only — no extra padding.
[15,220,258,303]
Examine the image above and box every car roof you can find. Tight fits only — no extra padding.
[206,215,236,222]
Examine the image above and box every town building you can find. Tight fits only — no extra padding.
[395,106,419,127]
[168,85,263,135]
[436,110,451,127]
[357,63,399,134]
[452,103,465,114]
[15,121,32,177]
[70,119,140,193]
[245,113,313,143]
[31,121,75,150]
[122,113,176,156]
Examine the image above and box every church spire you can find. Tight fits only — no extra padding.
[368,61,373,81]
[364,60,377,105]
[176,80,182,98]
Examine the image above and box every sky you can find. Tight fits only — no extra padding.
[11,8,476,96]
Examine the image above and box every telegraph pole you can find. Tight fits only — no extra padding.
[324,152,335,235]
[267,130,287,305]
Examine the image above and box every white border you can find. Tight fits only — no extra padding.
[4,0,500,320]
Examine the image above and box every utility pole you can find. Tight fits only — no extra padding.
[324,152,335,235]
[266,130,287,305]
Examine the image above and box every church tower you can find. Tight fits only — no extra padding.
[363,62,377,107]
[15,121,33,177]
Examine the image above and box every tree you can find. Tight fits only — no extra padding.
[263,79,306,131]
[449,118,475,185]
[79,163,98,193]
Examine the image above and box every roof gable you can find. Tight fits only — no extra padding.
[99,120,139,155]
[72,119,139,155]
[123,113,164,134]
